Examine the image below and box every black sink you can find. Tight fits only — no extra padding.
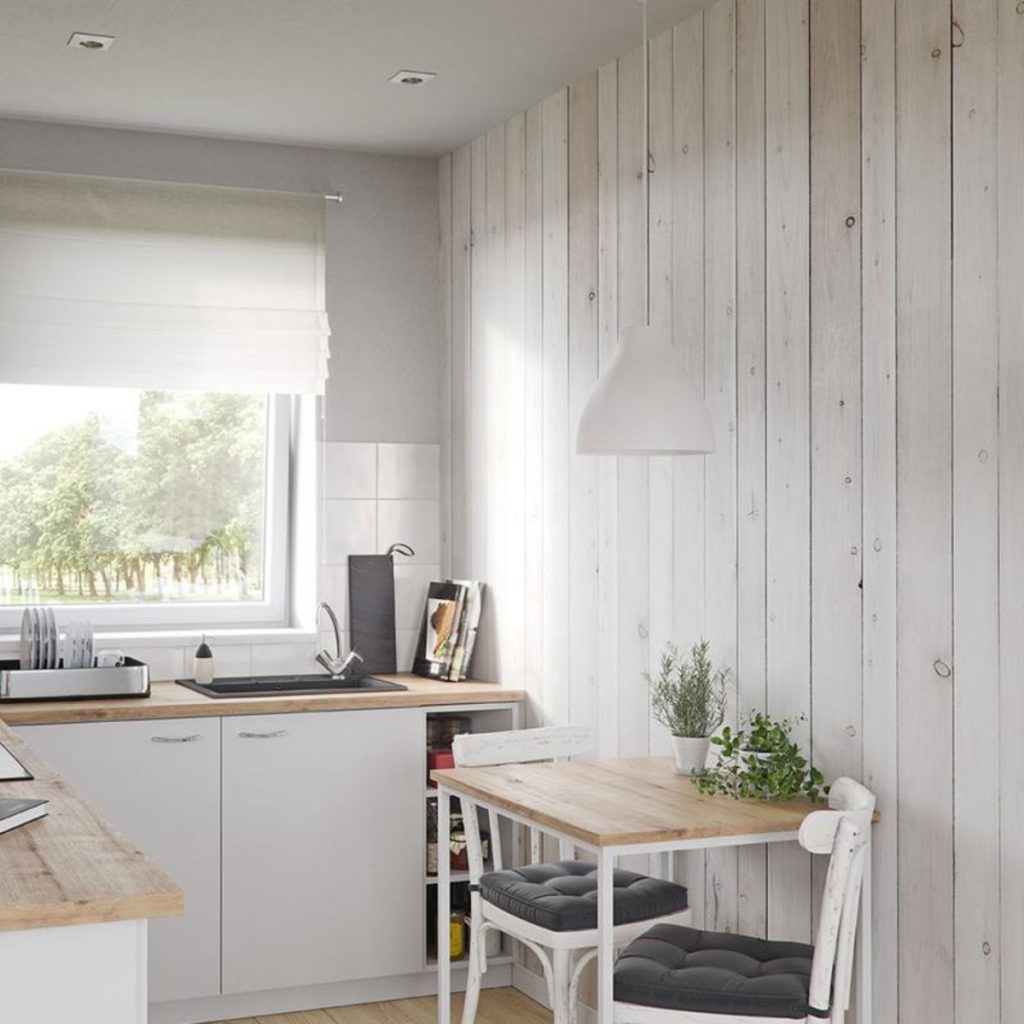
[175,674,408,698]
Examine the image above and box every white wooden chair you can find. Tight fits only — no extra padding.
[452,725,691,1024]
[612,777,876,1024]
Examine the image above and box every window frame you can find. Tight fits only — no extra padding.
[0,392,298,633]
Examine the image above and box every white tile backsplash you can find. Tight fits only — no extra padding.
[250,642,318,676]
[323,499,377,564]
[318,629,351,657]
[203,643,253,679]
[378,500,440,564]
[324,442,377,499]
[317,564,349,626]
[124,645,186,683]
[396,628,420,673]
[377,443,440,500]
[394,563,440,630]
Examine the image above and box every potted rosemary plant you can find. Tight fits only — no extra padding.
[648,639,728,775]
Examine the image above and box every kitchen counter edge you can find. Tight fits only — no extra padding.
[0,719,183,933]
[0,675,526,726]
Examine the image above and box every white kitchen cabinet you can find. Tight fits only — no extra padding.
[15,719,221,1003]
[221,708,424,994]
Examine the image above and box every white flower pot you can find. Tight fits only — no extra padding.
[671,735,711,775]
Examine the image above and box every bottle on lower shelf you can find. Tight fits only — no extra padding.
[449,909,466,960]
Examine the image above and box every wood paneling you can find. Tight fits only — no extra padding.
[809,0,862,940]
[541,91,570,729]
[860,2,898,1020]
[953,0,1000,1019]
[734,0,767,941]
[896,1,954,1021]
[595,60,620,759]
[669,14,708,925]
[614,44,650,761]
[764,0,812,946]
[438,0,1016,1018]
[568,74,600,744]
[701,0,738,935]
[502,112,528,694]
[524,102,545,727]
[998,0,1024,1018]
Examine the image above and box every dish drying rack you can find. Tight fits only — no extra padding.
[0,659,151,702]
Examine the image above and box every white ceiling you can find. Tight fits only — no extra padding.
[3,0,708,157]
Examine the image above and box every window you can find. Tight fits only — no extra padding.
[0,384,292,629]
[0,170,330,632]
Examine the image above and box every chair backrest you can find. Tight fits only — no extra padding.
[800,777,876,1021]
[452,724,592,768]
[451,725,593,876]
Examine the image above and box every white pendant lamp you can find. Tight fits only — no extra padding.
[577,325,715,454]
[575,0,714,456]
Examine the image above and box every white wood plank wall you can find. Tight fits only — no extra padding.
[437,0,1019,1018]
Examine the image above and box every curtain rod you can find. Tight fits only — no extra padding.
[1,167,344,203]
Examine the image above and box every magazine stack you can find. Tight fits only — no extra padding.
[412,580,484,681]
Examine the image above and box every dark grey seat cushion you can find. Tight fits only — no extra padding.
[614,924,817,1020]
[479,860,687,933]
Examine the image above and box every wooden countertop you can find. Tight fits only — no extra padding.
[0,674,525,726]
[0,673,518,933]
[0,719,183,932]
[432,756,823,848]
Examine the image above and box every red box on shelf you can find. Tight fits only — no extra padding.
[427,749,455,782]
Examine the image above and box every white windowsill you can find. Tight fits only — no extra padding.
[0,627,319,651]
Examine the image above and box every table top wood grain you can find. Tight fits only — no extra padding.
[432,756,823,848]
[0,719,183,932]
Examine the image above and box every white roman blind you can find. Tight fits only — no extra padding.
[0,170,330,394]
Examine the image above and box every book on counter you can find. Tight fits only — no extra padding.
[412,580,485,682]
[0,797,48,836]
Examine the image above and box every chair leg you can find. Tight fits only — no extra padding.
[460,925,482,1024]
[569,949,597,1024]
[551,948,572,1024]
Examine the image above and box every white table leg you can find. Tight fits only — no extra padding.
[857,834,873,1024]
[597,849,614,1024]
[438,787,451,1024]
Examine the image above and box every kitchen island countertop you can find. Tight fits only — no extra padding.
[0,718,183,932]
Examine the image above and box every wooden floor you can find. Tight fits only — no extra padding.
[220,988,550,1024]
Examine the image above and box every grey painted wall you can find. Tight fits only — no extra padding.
[0,117,440,443]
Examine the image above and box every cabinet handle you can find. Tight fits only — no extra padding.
[151,734,203,744]
[238,729,289,739]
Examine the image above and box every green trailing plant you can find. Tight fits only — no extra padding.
[647,639,728,739]
[692,711,828,802]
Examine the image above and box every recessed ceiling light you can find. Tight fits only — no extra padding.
[67,32,115,52]
[388,70,436,87]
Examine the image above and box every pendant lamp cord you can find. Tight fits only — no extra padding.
[642,0,651,327]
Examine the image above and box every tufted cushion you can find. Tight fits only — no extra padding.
[614,924,816,1019]
[478,860,688,933]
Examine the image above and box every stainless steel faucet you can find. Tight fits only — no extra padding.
[315,601,364,679]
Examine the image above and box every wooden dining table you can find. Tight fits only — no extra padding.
[432,755,872,1024]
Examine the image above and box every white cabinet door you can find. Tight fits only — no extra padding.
[16,719,221,1003]
[221,709,424,994]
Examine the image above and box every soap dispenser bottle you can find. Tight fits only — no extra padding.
[193,636,214,685]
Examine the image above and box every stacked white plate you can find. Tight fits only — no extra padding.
[64,619,95,670]
[19,608,93,670]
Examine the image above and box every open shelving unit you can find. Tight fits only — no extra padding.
[421,701,520,974]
